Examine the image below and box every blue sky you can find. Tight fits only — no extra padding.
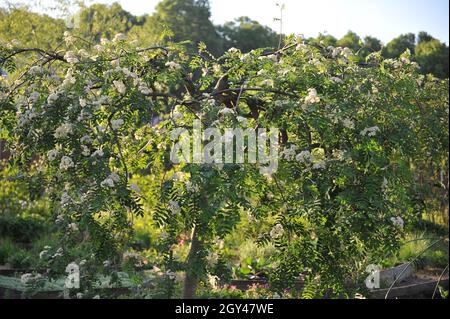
[5,0,450,44]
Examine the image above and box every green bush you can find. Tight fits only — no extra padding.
[0,215,46,243]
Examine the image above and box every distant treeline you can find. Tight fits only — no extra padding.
[0,0,448,78]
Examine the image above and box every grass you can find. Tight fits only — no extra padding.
[384,231,449,270]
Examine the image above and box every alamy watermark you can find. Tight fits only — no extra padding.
[170,120,279,174]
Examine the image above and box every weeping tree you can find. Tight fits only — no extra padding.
[0,31,448,298]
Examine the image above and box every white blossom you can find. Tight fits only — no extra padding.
[79,98,87,108]
[81,145,90,157]
[80,135,93,145]
[342,118,355,129]
[111,118,124,130]
[47,149,59,161]
[260,79,274,87]
[312,160,327,170]
[270,224,284,239]
[109,172,120,183]
[390,216,404,229]
[68,223,79,232]
[47,93,59,105]
[101,178,115,188]
[218,108,235,116]
[165,61,182,70]
[283,145,298,161]
[54,123,73,139]
[304,88,320,105]
[330,76,343,83]
[64,51,79,64]
[39,250,48,259]
[138,84,152,94]
[168,200,181,215]
[94,44,104,52]
[60,156,74,170]
[55,214,64,224]
[60,192,72,206]
[113,80,126,95]
[382,177,388,190]
[91,149,104,158]
[113,33,127,42]
[296,150,312,164]
[360,126,380,137]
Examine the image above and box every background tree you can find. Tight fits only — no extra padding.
[217,16,278,53]
[336,30,362,52]
[308,33,337,47]
[0,7,65,49]
[143,0,222,54]
[360,35,383,58]
[418,31,435,44]
[382,33,416,58]
[75,2,145,42]
[415,38,449,78]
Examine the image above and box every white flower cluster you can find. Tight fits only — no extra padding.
[168,200,181,215]
[327,46,353,60]
[62,69,76,87]
[91,149,104,158]
[260,79,274,87]
[68,223,79,232]
[47,92,59,105]
[52,247,63,259]
[111,119,124,130]
[330,76,344,84]
[282,145,298,161]
[390,216,404,229]
[165,61,182,70]
[113,80,126,95]
[218,108,235,116]
[17,109,37,127]
[296,150,313,163]
[185,181,199,193]
[332,149,346,161]
[60,156,74,170]
[101,172,120,188]
[304,88,321,105]
[63,31,75,45]
[64,51,79,64]
[360,126,380,137]
[39,246,51,259]
[341,118,355,129]
[60,192,72,206]
[80,135,93,144]
[270,224,284,239]
[312,160,327,170]
[54,123,73,139]
[113,33,127,42]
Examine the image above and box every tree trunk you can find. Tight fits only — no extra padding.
[183,225,202,299]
